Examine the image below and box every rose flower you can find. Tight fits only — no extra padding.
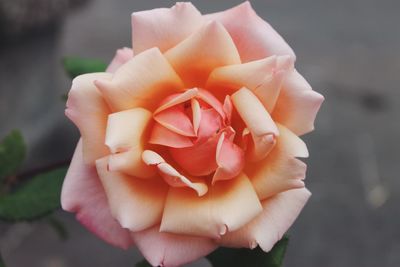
[61,2,324,267]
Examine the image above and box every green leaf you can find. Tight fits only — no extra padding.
[207,236,289,267]
[63,57,107,79]
[47,216,69,241]
[0,130,26,184]
[135,259,152,267]
[0,167,67,221]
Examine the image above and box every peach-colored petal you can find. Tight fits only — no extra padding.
[65,73,112,164]
[131,2,203,54]
[195,108,223,143]
[212,132,245,184]
[272,69,324,135]
[160,173,262,238]
[153,105,195,137]
[218,188,311,252]
[231,88,279,161]
[132,226,217,267]
[164,21,241,87]
[106,47,133,73]
[95,48,184,112]
[149,123,193,148]
[61,140,133,249]
[142,150,208,196]
[197,89,226,120]
[95,157,168,232]
[246,124,309,200]
[105,108,156,178]
[223,95,233,124]
[207,55,294,112]
[191,98,201,135]
[204,2,295,62]
[154,88,198,114]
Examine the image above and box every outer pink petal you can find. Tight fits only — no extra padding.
[204,1,295,62]
[65,73,112,164]
[61,140,133,249]
[132,2,203,54]
[218,188,311,252]
[272,69,324,135]
[106,47,133,73]
[132,226,217,267]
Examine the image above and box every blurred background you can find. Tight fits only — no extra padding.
[0,0,399,266]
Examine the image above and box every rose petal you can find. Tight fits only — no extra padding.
[132,2,203,54]
[95,157,168,232]
[106,47,133,73]
[195,108,222,143]
[132,226,217,267]
[272,69,324,135]
[246,124,309,200]
[197,89,226,120]
[231,88,279,161]
[191,98,201,135]
[218,188,311,252]
[105,108,156,178]
[95,48,184,112]
[160,173,262,238]
[142,150,208,196]
[149,123,193,148]
[164,21,241,87]
[61,140,133,249]
[65,73,112,164]
[154,88,198,114]
[204,1,295,62]
[207,55,294,112]
[153,105,195,137]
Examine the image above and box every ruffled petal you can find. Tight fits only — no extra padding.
[132,226,217,267]
[272,69,324,135]
[160,173,262,238]
[132,2,203,54]
[106,47,133,73]
[218,188,311,252]
[231,88,279,161]
[164,21,241,87]
[207,55,294,112]
[65,73,112,164]
[95,157,168,232]
[105,108,156,178]
[204,1,295,62]
[95,48,184,112]
[142,150,208,196]
[61,140,133,249]
[246,124,309,200]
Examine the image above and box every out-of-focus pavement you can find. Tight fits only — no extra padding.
[0,0,399,266]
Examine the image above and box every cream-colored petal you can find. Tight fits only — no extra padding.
[105,108,156,178]
[131,2,203,54]
[95,48,184,112]
[231,88,279,161]
[191,98,201,135]
[218,188,311,252]
[65,73,112,164]
[95,157,168,232]
[106,47,133,73]
[164,21,241,87]
[207,55,293,112]
[246,124,309,200]
[154,88,198,114]
[142,150,208,196]
[160,173,262,238]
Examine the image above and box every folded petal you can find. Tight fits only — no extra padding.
[164,21,241,87]
[96,157,168,232]
[160,173,262,238]
[149,123,193,148]
[204,2,295,62]
[218,188,311,252]
[207,55,294,112]
[142,150,208,196]
[132,226,217,267]
[272,69,324,135]
[153,105,195,137]
[154,88,198,114]
[132,2,203,54]
[106,47,133,73]
[65,73,112,164]
[61,140,133,249]
[105,108,156,178]
[95,48,184,112]
[231,88,279,161]
[246,124,309,200]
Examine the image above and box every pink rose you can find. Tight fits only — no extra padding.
[62,2,324,266]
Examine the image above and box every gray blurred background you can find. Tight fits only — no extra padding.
[0,0,399,266]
